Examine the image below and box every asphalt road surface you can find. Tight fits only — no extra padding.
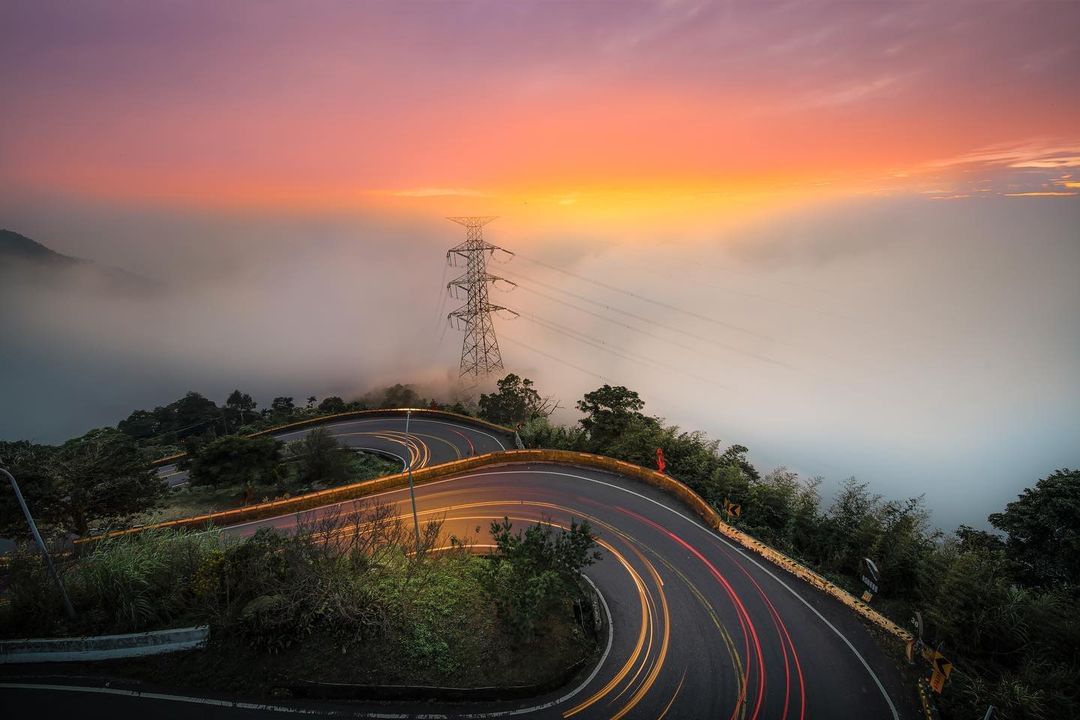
[157,414,512,487]
[1,417,916,719]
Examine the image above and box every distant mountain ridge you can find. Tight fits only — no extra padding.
[0,228,155,292]
[0,228,81,264]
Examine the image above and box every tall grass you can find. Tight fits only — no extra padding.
[0,501,443,642]
[70,529,222,632]
[1,529,222,638]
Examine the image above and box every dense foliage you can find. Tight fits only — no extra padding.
[188,435,282,487]
[0,429,164,536]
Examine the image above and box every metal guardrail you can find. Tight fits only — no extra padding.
[80,448,913,645]
[0,625,209,663]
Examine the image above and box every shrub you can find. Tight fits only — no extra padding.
[482,517,600,639]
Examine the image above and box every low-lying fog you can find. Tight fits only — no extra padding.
[2,194,1078,532]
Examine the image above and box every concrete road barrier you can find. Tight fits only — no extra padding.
[0,625,209,663]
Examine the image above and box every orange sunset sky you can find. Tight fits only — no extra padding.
[2,1,1078,221]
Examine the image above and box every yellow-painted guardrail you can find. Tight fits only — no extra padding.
[87,448,912,645]
[149,408,517,467]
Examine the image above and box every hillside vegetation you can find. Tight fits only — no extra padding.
[2,376,1075,717]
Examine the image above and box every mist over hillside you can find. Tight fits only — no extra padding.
[1,196,1078,533]
[1,228,156,294]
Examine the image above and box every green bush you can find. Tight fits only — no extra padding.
[482,517,600,639]
[188,435,282,487]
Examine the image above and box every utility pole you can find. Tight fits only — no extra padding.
[403,410,422,551]
[445,217,518,381]
[1,467,75,619]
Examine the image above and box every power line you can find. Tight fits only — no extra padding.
[513,252,771,342]
[432,261,451,331]
[506,273,794,371]
[517,311,729,390]
[500,334,611,382]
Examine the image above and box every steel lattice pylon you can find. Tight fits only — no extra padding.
[445,217,516,380]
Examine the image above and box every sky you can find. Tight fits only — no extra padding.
[1,1,1078,531]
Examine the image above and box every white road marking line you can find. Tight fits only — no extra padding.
[0,682,435,718]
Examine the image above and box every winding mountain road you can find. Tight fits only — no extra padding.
[157,414,510,487]
[0,413,916,719]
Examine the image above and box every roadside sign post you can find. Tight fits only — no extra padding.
[859,557,880,603]
[404,410,422,552]
[1,466,76,619]
[908,610,924,664]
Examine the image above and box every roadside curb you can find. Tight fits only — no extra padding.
[282,656,589,702]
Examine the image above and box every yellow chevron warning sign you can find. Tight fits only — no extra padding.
[924,648,953,693]
[723,498,742,518]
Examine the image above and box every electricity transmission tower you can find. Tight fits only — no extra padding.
[445,216,517,380]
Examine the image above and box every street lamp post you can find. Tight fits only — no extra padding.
[1,467,75,619]
[403,410,422,551]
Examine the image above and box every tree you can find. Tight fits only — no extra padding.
[47,429,165,536]
[926,543,1016,657]
[788,476,824,559]
[603,414,667,466]
[225,390,257,426]
[517,416,586,451]
[117,392,221,442]
[576,385,655,451]
[188,435,282,487]
[268,396,296,422]
[290,428,350,486]
[305,396,317,410]
[171,392,222,437]
[869,496,935,600]
[822,477,882,575]
[703,462,750,509]
[989,468,1080,588]
[743,467,800,544]
[317,396,347,414]
[370,383,420,409]
[483,517,600,638]
[116,409,159,441]
[0,441,59,537]
[479,374,555,426]
[719,444,760,482]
